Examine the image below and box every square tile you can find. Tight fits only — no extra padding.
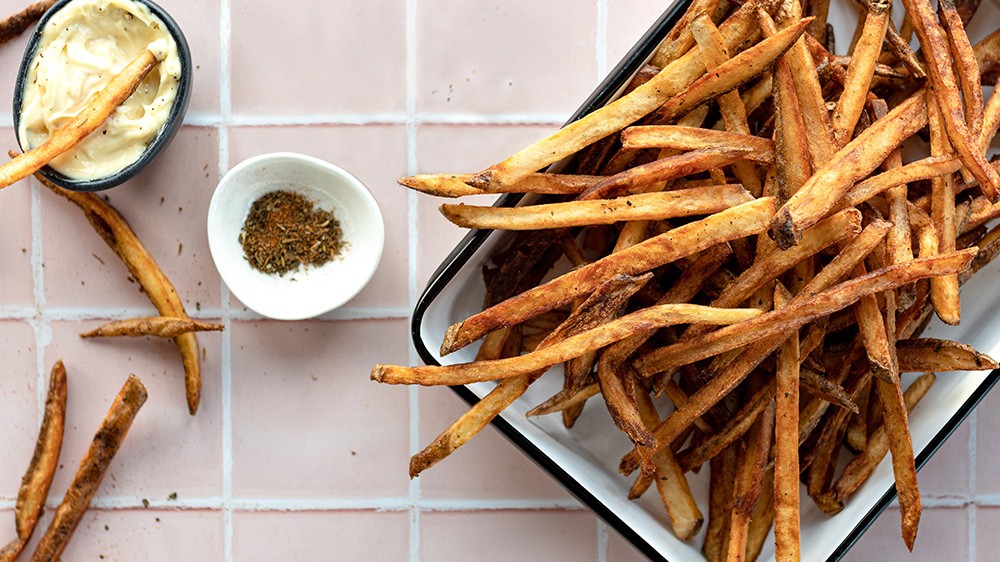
[0,128,33,309]
[606,1,674,71]
[976,506,1000,558]
[607,526,653,562]
[843,507,968,561]
[230,0,406,115]
[155,0,221,114]
[421,510,598,562]
[42,127,221,312]
[917,414,970,497]
[0,321,38,497]
[416,1,597,116]
[43,319,223,498]
[414,125,552,288]
[227,125,408,311]
[230,319,410,499]
[233,510,409,562]
[0,0,37,125]
[416,386,574,501]
[977,389,1000,494]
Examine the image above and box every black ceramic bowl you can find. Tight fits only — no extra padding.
[12,0,192,192]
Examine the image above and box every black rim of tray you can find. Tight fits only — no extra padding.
[407,2,1000,559]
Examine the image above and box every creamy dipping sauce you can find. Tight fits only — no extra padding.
[17,0,181,180]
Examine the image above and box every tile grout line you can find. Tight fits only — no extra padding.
[218,0,234,559]
[30,178,47,429]
[970,411,978,561]
[405,0,421,561]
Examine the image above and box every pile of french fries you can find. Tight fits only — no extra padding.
[374,0,1000,558]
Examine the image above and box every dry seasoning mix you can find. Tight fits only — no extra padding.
[239,190,345,275]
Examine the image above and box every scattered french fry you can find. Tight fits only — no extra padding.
[80,316,224,339]
[0,0,54,45]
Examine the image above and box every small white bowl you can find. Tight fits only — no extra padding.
[207,153,384,320]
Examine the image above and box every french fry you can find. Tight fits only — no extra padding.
[938,0,984,133]
[896,339,998,372]
[677,379,776,472]
[30,375,147,562]
[80,317,224,339]
[769,90,927,249]
[635,250,975,377]
[902,0,1000,200]
[397,172,601,198]
[928,91,962,325]
[654,17,813,123]
[621,127,774,163]
[774,291,802,561]
[840,155,962,210]
[466,0,775,190]
[650,0,722,68]
[800,366,858,412]
[35,170,202,415]
[726,397,774,562]
[581,147,753,200]
[704,445,737,562]
[973,28,1000,85]
[0,361,66,562]
[1,50,160,191]
[830,0,889,147]
[439,197,774,355]
[0,0,54,45]
[439,185,753,230]
[374,304,762,386]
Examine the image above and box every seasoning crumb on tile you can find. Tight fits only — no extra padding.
[142,498,149,508]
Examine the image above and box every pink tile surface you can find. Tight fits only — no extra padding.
[420,510,599,562]
[233,510,409,561]
[0,1,994,561]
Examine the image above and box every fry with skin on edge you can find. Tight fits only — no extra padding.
[653,17,814,123]
[0,0,54,45]
[373,304,762,386]
[768,90,927,249]
[397,172,602,198]
[773,285,801,562]
[873,371,923,550]
[830,0,889,147]
[928,91,962,325]
[439,185,753,230]
[896,339,998,372]
[938,0,983,134]
[0,361,66,562]
[649,0,721,68]
[580,147,753,200]
[0,50,160,191]
[439,197,775,355]
[901,0,1000,200]
[32,167,202,415]
[839,155,963,211]
[726,395,774,562]
[81,317,224,339]
[465,0,775,190]
[620,127,774,163]
[30,375,147,562]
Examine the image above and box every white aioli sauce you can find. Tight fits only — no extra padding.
[18,0,181,180]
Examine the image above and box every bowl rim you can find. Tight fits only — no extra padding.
[12,0,193,192]
[406,3,1000,561]
[207,151,385,321]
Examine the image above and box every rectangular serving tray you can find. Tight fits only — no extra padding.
[409,2,1000,560]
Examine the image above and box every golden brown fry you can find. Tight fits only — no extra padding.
[840,155,962,210]
[439,197,775,355]
[928,92,962,326]
[654,18,813,122]
[621,127,774,163]
[374,304,762,386]
[677,379,775,473]
[773,293,801,562]
[0,50,159,191]
[1,361,67,562]
[800,366,858,412]
[830,0,889,147]
[650,0,722,68]
[581,147,753,200]
[745,470,775,562]
[902,0,1000,200]
[466,0,772,189]
[827,374,936,507]
[938,0,984,134]
[80,316,224,339]
[854,261,898,383]
[704,446,737,562]
[981,84,1000,154]
[974,28,1000,85]
[31,375,147,562]
[769,90,927,249]
[635,249,975,377]
[35,171,202,415]
[726,398,774,562]
[397,172,601,198]
[0,0,54,45]
[439,185,753,230]
[896,338,998,372]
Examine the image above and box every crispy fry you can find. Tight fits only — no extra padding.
[902,0,1000,200]
[1,50,160,191]
[0,361,67,562]
[840,155,962,210]
[581,147,753,200]
[439,197,775,355]
[769,90,927,249]
[974,28,1000,85]
[374,304,762,386]
[704,445,737,562]
[635,250,975,377]
[853,261,898,383]
[650,0,722,68]
[938,0,984,134]
[830,0,889,147]
[80,316,224,339]
[466,0,773,189]
[800,365,858,412]
[439,185,753,230]
[31,375,147,562]
[677,379,775,472]
[35,170,202,415]
[0,0,54,45]
[621,127,774,163]
[896,338,998,372]
[726,398,774,562]
[654,18,813,122]
[927,91,962,326]
[398,172,601,198]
